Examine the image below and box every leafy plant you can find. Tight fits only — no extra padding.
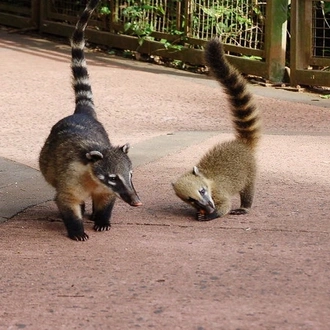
[121,0,184,48]
[99,6,111,16]
[122,2,161,44]
[194,0,263,48]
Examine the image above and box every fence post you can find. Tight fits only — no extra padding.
[290,0,313,87]
[31,0,40,29]
[264,0,289,82]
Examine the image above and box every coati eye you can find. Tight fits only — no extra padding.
[199,188,206,196]
[108,174,117,186]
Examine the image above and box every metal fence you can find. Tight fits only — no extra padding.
[189,0,266,49]
[1,0,329,87]
[290,0,330,87]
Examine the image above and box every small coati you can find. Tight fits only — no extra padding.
[39,0,142,241]
[172,38,261,221]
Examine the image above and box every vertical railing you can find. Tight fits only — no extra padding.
[264,0,289,82]
[3,0,330,86]
[290,0,330,87]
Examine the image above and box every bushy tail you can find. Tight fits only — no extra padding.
[204,38,261,150]
[71,0,100,116]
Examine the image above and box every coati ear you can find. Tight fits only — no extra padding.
[121,143,130,154]
[86,150,104,162]
[193,166,200,176]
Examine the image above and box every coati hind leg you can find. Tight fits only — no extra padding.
[230,183,255,215]
[91,193,116,231]
[55,193,88,241]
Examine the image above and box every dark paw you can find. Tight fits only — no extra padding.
[93,224,111,232]
[230,208,248,215]
[69,232,89,241]
[196,210,220,221]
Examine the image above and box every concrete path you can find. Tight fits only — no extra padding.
[1,27,330,330]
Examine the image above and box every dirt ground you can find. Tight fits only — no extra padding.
[1,27,330,329]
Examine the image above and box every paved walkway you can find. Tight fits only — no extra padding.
[1,27,330,330]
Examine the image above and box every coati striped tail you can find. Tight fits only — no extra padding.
[204,38,261,150]
[71,0,100,114]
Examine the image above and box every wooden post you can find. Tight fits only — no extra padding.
[184,0,191,37]
[290,0,313,86]
[264,0,289,82]
[31,0,40,29]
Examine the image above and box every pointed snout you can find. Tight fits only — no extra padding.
[201,196,215,214]
[128,191,142,207]
[130,199,143,207]
[120,190,142,207]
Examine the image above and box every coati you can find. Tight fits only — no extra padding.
[39,0,142,241]
[172,38,261,221]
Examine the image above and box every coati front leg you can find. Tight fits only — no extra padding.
[91,193,116,231]
[55,193,88,241]
[230,182,255,215]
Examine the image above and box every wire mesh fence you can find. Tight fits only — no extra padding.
[112,0,266,49]
[188,0,266,50]
[49,0,87,16]
[114,0,180,35]
[312,0,330,58]
[44,0,266,50]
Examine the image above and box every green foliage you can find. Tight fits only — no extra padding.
[194,0,263,47]
[161,40,184,51]
[199,2,251,36]
[122,2,158,41]
[121,0,184,48]
[323,3,330,14]
[99,6,111,16]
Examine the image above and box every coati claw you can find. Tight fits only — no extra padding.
[196,210,220,221]
[93,224,111,232]
[70,232,89,241]
[230,208,248,215]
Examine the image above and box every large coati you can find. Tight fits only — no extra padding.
[172,38,261,221]
[39,0,142,241]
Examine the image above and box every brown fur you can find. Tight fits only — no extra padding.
[172,38,261,221]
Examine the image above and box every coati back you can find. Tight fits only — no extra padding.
[39,0,142,241]
[172,38,261,220]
